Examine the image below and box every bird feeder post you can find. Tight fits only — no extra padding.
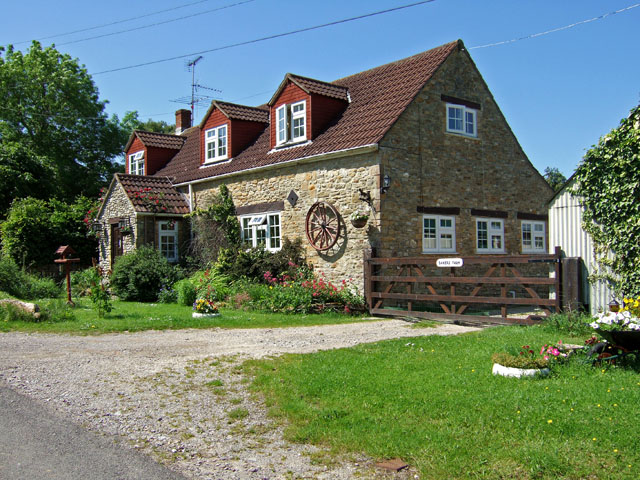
[54,246,80,306]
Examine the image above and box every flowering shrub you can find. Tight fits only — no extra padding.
[492,342,566,369]
[254,265,365,314]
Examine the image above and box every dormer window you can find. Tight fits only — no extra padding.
[276,100,306,146]
[129,151,144,175]
[205,125,228,163]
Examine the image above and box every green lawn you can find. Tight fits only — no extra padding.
[0,298,374,334]
[247,325,640,479]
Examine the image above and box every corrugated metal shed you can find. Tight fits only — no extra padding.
[548,178,613,315]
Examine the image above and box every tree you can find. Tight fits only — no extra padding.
[120,110,176,134]
[0,41,125,203]
[543,167,567,193]
[573,104,640,296]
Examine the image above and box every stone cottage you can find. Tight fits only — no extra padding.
[96,39,553,290]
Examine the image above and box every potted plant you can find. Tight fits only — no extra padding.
[350,210,369,228]
[491,344,565,378]
[192,297,220,318]
[589,297,640,350]
[120,225,132,236]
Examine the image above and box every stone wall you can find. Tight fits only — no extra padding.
[192,151,381,291]
[378,47,553,259]
[97,182,137,273]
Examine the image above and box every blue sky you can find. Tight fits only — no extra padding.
[1,0,638,177]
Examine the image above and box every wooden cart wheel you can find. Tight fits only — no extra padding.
[305,202,341,251]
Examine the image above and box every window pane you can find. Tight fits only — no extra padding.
[535,237,544,249]
[465,111,475,134]
[477,221,488,249]
[440,234,453,250]
[256,228,266,246]
[277,107,286,143]
[269,214,281,249]
[440,218,452,228]
[218,126,227,157]
[293,117,305,139]
[491,235,502,249]
[448,107,462,131]
[534,224,544,232]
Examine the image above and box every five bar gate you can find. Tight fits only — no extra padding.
[364,247,562,326]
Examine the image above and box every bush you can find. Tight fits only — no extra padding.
[175,279,197,306]
[214,238,309,283]
[0,256,61,299]
[71,267,96,297]
[39,299,76,323]
[1,196,98,268]
[110,246,183,302]
[157,285,178,304]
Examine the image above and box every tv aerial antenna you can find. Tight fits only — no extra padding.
[170,55,221,119]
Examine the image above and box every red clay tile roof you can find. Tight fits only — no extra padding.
[198,101,269,129]
[155,40,460,185]
[269,73,350,104]
[125,130,186,152]
[216,101,269,123]
[117,173,190,214]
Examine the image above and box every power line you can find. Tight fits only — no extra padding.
[56,0,257,47]
[93,0,437,75]
[470,3,640,50]
[10,0,215,45]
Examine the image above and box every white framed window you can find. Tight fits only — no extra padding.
[240,212,281,251]
[158,220,178,262]
[129,151,144,175]
[275,100,306,146]
[522,221,546,253]
[422,215,456,253]
[446,103,477,137]
[476,218,504,253]
[205,124,228,163]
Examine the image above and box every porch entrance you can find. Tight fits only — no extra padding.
[110,224,123,268]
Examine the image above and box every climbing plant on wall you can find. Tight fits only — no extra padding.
[573,104,640,296]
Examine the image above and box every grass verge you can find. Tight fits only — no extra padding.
[0,298,374,334]
[247,325,640,479]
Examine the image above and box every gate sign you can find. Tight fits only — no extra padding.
[436,258,463,268]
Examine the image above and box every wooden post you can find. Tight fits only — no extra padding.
[449,267,456,314]
[554,246,562,313]
[364,249,373,313]
[500,263,507,318]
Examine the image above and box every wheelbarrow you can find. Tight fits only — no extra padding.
[588,330,640,364]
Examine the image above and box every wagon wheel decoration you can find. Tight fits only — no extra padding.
[305,202,342,251]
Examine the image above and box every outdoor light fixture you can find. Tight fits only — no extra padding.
[381,174,391,194]
[91,221,102,233]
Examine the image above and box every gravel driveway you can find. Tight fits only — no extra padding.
[0,320,478,479]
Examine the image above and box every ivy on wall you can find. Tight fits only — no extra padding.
[573,105,640,297]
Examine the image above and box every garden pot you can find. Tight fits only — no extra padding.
[492,363,550,378]
[192,312,220,318]
[351,218,368,228]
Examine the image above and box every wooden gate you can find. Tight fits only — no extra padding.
[364,247,561,326]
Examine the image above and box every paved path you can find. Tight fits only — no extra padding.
[0,384,186,480]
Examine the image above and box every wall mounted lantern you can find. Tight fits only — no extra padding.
[381,174,391,194]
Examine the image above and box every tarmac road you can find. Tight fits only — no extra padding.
[0,383,186,480]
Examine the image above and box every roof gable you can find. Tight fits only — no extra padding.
[124,130,186,153]
[198,100,269,129]
[269,73,350,105]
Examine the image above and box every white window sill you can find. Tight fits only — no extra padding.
[422,251,458,255]
[476,250,505,254]
[445,131,479,140]
[201,157,231,168]
[269,139,311,153]
[522,249,547,254]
